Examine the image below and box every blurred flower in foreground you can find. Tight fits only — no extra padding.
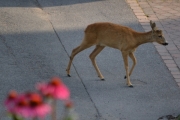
[4,90,18,114]
[4,92,51,119]
[23,93,51,118]
[36,77,70,100]
[65,101,74,109]
[4,77,76,120]
[63,101,78,120]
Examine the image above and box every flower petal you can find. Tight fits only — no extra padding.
[54,85,70,100]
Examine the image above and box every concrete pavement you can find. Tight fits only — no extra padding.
[0,0,180,120]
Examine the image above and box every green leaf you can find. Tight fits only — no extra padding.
[12,115,24,120]
[64,116,73,120]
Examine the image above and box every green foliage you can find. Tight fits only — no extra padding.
[12,115,23,120]
[176,114,180,120]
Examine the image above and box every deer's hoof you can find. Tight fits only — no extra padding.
[101,78,105,81]
[67,74,71,77]
[124,76,127,79]
[128,85,133,88]
[98,76,105,80]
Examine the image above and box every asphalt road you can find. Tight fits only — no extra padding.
[0,0,180,120]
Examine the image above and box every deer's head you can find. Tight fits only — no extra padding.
[150,20,168,46]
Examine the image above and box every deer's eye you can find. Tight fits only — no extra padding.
[158,36,162,38]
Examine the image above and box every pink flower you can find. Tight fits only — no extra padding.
[36,77,70,100]
[4,90,18,113]
[22,93,51,118]
[4,92,51,119]
[13,95,29,117]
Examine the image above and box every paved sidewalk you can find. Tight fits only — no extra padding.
[1,0,180,119]
[126,0,180,87]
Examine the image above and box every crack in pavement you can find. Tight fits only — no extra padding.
[32,0,102,119]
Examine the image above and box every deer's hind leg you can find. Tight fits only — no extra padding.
[89,45,105,80]
[66,42,94,77]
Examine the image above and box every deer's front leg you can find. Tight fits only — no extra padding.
[122,52,133,87]
[124,52,137,79]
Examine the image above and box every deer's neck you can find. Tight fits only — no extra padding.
[134,31,153,46]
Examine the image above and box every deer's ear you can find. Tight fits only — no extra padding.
[150,20,156,31]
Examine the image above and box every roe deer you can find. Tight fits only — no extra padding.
[66,21,168,87]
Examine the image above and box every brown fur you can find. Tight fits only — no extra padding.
[66,21,168,87]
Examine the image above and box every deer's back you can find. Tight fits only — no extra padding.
[84,22,137,51]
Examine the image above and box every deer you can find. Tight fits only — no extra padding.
[66,20,168,87]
